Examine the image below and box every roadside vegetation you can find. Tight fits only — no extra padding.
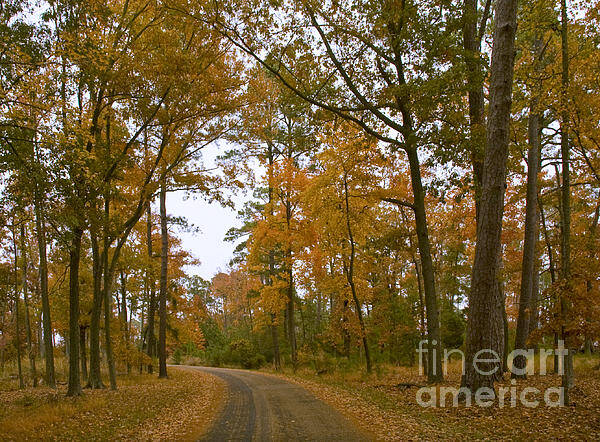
[0,364,223,441]
[272,355,600,440]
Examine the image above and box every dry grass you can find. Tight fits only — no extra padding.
[0,366,224,441]
[272,354,600,440]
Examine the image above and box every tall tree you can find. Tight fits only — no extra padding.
[513,34,545,378]
[20,224,37,386]
[463,0,492,218]
[462,0,519,394]
[158,179,169,378]
[559,0,574,404]
[146,203,157,373]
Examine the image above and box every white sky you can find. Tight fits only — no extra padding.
[166,142,249,281]
[169,190,239,280]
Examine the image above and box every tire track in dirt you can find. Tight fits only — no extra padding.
[194,367,368,441]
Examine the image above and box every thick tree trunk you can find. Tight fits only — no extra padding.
[462,0,518,394]
[67,227,83,397]
[146,203,156,374]
[514,61,541,377]
[34,187,55,388]
[103,196,117,390]
[406,147,442,382]
[158,179,168,378]
[559,0,574,404]
[87,234,104,389]
[80,325,88,382]
[20,225,37,387]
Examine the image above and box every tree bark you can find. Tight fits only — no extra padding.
[12,227,24,389]
[406,147,442,382]
[158,179,168,378]
[284,192,297,369]
[559,0,574,404]
[80,325,88,382]
[34,186,55,388]
[584,204,600,355]
[103,194,117,390]
[87,233,105,388]
[146,203,156,373]
[462,0,518,394]
[120,272,130,374]
[67,227,83,396]
[286,260,297,369]
[343,174,372,373]
[513,45,542,376]
[528,240,541,339]
[20,225,37,387]
[270,314,281,370]
[401,207,427,373]
[266,143,281,371]
[462,0,489,218]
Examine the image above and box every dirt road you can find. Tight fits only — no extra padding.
[193,367,369,441]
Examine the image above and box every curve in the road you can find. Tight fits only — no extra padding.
[196,367,369,442]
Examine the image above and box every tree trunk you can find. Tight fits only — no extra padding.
[270,315,281,371]
[559,0,573,404]
[120,272,130,373]
[514,50,542,377]
[87,234,104,389]
[541,179,561,373]
[539,198,556,286]
[284,197,297,369]
[20,225,37,387]
[34,187,55,388]
[528,243,540,340]
[462,0,518,394]
[502,285,509,374]
[38,309,44,360]
[401,207,427,373]
[584,204,600,356]
[158,179,168,378]
[103,195,117,390]
[67,227,83,397]
[462,0,488,219]
[80,325,88,382]
[139,302,145,374]
[286,263,297,369]
[406,147,442,382]
[343,174,372,373]
[146,203,156,373]
[12,227,24,389]
[266,144,281,371]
